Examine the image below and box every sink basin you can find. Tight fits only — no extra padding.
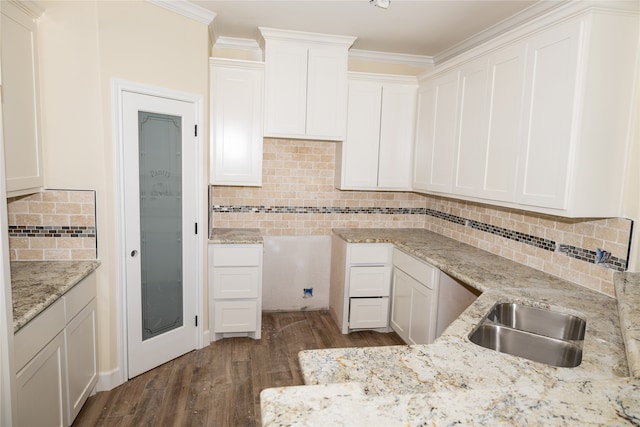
[469,302,586,368]
[469,324,583,367]
[485,302,586,341]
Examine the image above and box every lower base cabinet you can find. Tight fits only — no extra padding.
[210,244,263,341]
[13,272,98,426]
[391,249,439,345]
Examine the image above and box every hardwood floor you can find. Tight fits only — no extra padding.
[73,310,405,427]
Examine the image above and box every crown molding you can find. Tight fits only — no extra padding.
[214,37,262,54]
[147,0,216,25]
[259,27,357,47]
[434,0,568,64]
[349,49,434,68]
[10,0,44,18]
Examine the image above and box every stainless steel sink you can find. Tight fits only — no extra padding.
[468,302,586,368]
[485,302,586,341]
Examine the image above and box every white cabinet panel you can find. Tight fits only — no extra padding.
[517,21,581,209]
[213,267,260,299]
[412,83,435,191]
[349,298,389,330]
[210,58,264,186]
[453,59,489,196]
[1,2,43,196]
[349,244,391,265]
[65,300,97,423]
[15,332,67,427]
[390,269,412,341]
[349,266,391,297]
[408,280,434,345]
[483,44,526,202]
[213,301,258,333]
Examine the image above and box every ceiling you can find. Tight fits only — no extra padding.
[194,0,567,59]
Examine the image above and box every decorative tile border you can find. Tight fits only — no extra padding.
[213,204,629,271]
[9,225,96,238]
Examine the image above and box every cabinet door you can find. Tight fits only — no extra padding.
[348,297,389,329]
[453,59,489,197]
[263,41,308,138]
[211,60,264,186]
[341,80,382,188]
[66,300,98,424]
[214,301,258,333]
[482,43,526,202]
[390,269,412,342]
[408,282,435,345]
[377,84,416,190]
[16,332,67,427]
[306,46,348,140]
[412,82,435,191]
[349,266,391,297]
[1,3,43,196]
[517,21,582,209]
[420,71,460,193]
[213,267,260,299]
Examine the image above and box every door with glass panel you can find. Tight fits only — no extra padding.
[122,91,197,378]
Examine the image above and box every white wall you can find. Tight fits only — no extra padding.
[262,236,331,311]
[37,0,210,389]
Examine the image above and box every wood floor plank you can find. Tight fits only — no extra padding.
[73,310,404,427]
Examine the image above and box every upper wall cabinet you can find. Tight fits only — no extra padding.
[260,27,356,141]
[210,58,264,186]
[1,2,44,197]
[413,7,640,217]
[336,73,417,190]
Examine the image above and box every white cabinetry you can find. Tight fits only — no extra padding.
[210,244,263,341]
[14,273,97,426]
[260,27,356,141]
[1,2,44,197]
[329,236,392,334]
[412,70,459,193]
[413,7,639,217]
[210,58,264,186]
[336,73,417,190]
[390,249,439,345]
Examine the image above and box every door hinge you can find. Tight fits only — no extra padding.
[195,315,198,327]
[194,124,198,137]
[195,223,198,234]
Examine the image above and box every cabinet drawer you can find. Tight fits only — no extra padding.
[65,273,97,322]
[349,266,391,297]
[212,246,262,267]
[393,249,437,288]
[348,244,391,265]
[213,267,260,299]
[214,301,258,333]
[14,298,66,371]
[349,297,389,329]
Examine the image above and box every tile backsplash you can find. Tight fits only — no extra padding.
[7,190,97,261]
[211,138,632,297]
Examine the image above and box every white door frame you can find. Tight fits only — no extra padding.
[112,79,204,386]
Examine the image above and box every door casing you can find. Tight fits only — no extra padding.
[111,79,204,388]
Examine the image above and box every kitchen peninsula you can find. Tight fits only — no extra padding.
[261,228,640,425]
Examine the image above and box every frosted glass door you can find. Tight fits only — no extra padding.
[138,112,183,340]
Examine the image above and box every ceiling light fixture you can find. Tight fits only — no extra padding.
[370,0,390,9]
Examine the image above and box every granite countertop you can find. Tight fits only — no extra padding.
[260,228,640,426]
[11,260,100,332]
[209,228,263,244]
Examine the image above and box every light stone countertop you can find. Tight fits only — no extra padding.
[209,228,263,244]
[11,260,101,332]
[260,228,640,426]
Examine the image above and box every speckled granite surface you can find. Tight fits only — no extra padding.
[260,228,640,426]
[11,261,100,332]
[209,228,263,244]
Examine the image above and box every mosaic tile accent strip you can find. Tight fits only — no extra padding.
[558,244,627,271]
[212,205,428,215]
[214,204,628,272]
[468,220,556,252]
[9,225,96,238]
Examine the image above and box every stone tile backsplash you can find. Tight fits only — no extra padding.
[211,138,632,297]
[7,190,97,261]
